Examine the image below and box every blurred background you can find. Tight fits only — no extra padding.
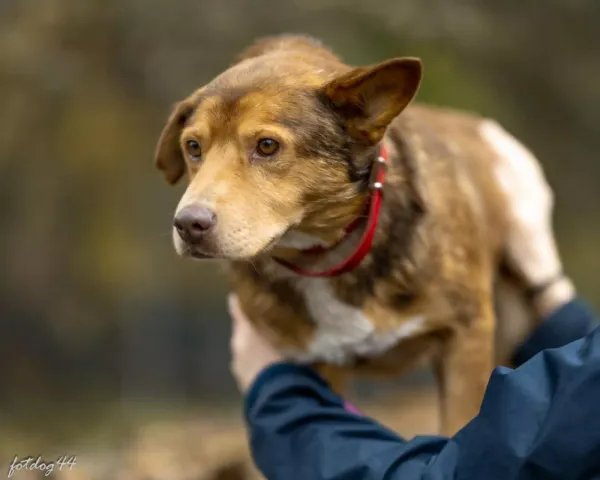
[1,0,599,478]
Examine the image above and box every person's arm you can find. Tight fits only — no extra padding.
[244,299,599,480]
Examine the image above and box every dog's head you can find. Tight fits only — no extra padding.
[155,36,421,260]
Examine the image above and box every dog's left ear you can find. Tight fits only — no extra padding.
[154,95,198,185]
[322,57,422,145]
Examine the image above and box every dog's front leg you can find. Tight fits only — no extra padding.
[434,298,495,436]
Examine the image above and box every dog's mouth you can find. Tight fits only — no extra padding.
[177,224,296,261]
[181,238,281,261]
[182,244,217,260]
[189,250,214,259]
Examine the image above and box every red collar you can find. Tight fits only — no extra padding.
[273,144,388,277]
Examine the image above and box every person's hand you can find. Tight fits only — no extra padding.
[228,294,283,393]
[485,120,575,317]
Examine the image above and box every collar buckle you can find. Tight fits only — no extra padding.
[369,153,387,191]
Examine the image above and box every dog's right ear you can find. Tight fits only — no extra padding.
[154,97,198,185]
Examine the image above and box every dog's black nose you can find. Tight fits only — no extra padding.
[174,206,217,243]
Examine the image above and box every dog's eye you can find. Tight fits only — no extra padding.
[256,138,280,157]
[185,140,202,161]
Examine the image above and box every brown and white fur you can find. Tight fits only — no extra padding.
[154,34,536,435]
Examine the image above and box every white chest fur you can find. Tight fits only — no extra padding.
[284,277,427,365]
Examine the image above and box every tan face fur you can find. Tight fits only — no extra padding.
[155,38,421,260]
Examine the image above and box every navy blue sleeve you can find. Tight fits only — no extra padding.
[244,300,600,480]
[512,299,598,366]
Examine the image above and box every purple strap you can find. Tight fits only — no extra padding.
[343,400,362,415]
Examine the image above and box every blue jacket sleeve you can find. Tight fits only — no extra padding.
[244,300,600,480]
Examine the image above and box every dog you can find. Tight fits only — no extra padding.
[154,34,536,435]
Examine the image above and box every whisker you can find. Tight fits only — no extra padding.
[249,260,261,275]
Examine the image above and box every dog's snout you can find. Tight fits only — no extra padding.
[174,206,217,243]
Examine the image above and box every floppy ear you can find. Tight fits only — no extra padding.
[154,96,198,185]
[322,57,422,145]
